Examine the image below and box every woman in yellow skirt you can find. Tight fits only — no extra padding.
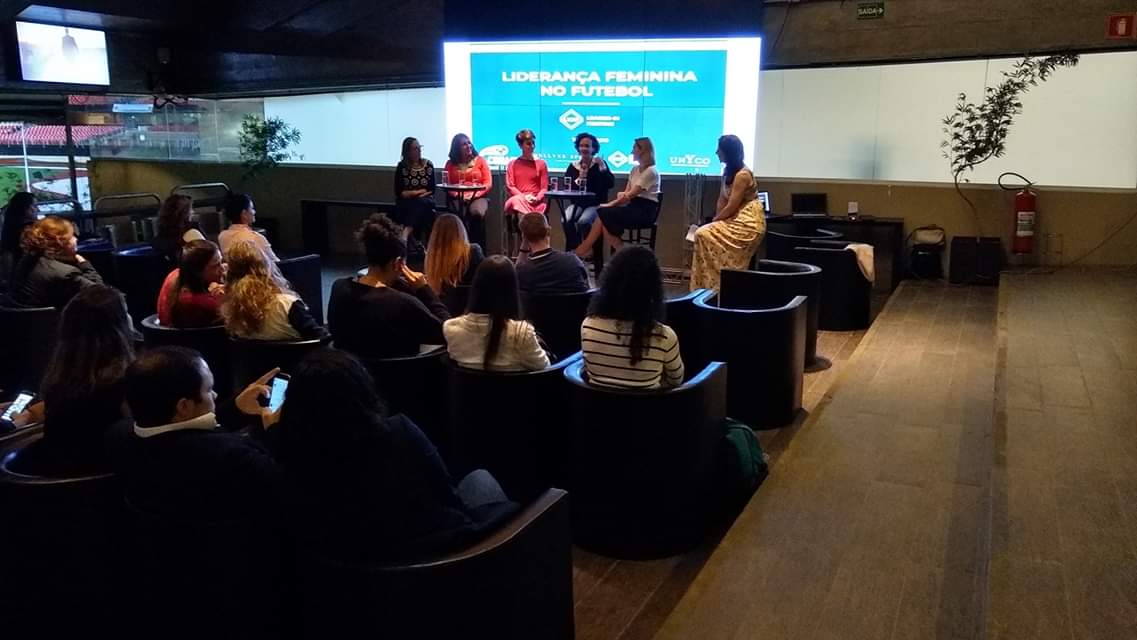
[690,135,766,292]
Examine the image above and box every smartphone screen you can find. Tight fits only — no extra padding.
[2,392,34,421]
[267,375,289,413]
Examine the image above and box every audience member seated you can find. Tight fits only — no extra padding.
[562,132,615,249]
[156,240,225,328]
[575,137,661,259]
[107,347,283,520]
[330,214,450,359]
[218,192,278,261]
[222,242,323,341]
[515,213,589,294]
[275,349,518,562]
[689,134,767,292]
[151,193,205,266]
[8,216,103,309]
[424,213,484,296]
[0,191,38,285]
[443,133,492,247]
[444,256,550,372]
[581,246,683,389]
[393,136,437,252]
[7,285,134,475]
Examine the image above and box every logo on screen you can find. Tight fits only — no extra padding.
[558,109,584,131]
[670,154,713,168]
[607,150,629,168]
[481,144,512,168]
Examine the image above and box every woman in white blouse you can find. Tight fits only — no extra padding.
[443,255,550,371]
[573,136,661,259]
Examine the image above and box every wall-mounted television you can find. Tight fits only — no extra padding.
[14,21,109,85]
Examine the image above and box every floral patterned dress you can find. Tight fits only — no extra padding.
[690,171,766,292]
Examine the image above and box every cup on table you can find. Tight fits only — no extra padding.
[549,177,560,192]
[580,177,588,193]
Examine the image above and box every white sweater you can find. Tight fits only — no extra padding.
[444,314,550,372]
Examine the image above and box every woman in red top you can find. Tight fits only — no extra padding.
[156,239,225,328]
[443,133,492,248]
[503,129,548,256]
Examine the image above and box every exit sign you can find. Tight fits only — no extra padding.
[1106,13,1136,39]
[858,2,885,20]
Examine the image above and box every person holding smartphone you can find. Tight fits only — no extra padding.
[328,214,450,359]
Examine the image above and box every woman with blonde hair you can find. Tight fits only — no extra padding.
[10,216,104,308]
[424,213,484,295]
[221,242,323,341]
[574,136,662,259]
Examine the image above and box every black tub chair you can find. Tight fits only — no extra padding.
[693,289,806,429]
[298,488,574,640]
[443,284,473,317]
[720,260,829,372]
[76,238,116,286]
[229,335,332,390]
[448,354,581,501]
[0,434,124,637]
[792,240,872,330]
[521,288,595,361]
[0,301,58,398]
[140,315,233,395]
[664,289,709,376]
[356,346,451,457]
[764,225,843,261]
[277,254,325,325]
[113,243,170,324]
[563,360,727,558]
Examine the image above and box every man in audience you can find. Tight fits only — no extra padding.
[515,212,589,294]
[107,346,283,521]
[218,192,279,261]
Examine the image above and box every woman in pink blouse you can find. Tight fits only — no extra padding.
[503,129,548,256]
[443,133,493,248]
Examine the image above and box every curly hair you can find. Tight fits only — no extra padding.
[221,241,294,335]
[424,213,469,293]
[20,216,74,258]
[574,131,600,154]
[587,245,665,365]
[357,213,406,267]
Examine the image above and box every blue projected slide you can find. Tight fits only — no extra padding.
[444,38,761,175]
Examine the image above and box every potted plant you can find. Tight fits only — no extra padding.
[238,114,303,183]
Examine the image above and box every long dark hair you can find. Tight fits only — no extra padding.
[40,285,135,416]
[156,194,193,240]
[1,191,36,253]
[587,245,664,365]
[167,240,219,318]
[400,136,420,163]
[278,349,389,468]
[448,133,477,164]
[466,255,522,367]
[719,134,746,186]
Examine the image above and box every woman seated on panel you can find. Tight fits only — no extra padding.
[690,134,767,292]
[574,137,661,260]
[581,245,683,390]
[9,216,104,309]
[393,136,437,252]
[151,193,205,266]
[1,191,38,285]
[221,242,324,341]
[6,285,135,475]
[327,214,450,359]
[156,239,225,328]
[562,132,615,251]
[424,213,485,296]
[443,255,550,372]
[274,349,518,562]
[503,129,548,252]
[442,133,493,248]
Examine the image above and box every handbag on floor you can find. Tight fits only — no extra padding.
[719,418,768,494]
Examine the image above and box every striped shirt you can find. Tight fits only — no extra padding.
[581,316,684,390]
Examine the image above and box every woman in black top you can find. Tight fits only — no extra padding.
[393,137,437,252]
[10,285,135,475]
[562,132,615,251]
[276,349,517,562]
[0,191,37,284]
[10,216,104,309]
[328,213,450,359]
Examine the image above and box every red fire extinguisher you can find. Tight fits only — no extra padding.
[1012,188,1036,255]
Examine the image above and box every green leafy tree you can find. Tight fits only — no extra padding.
[941,54,1079,232]
[238,114,303,182]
